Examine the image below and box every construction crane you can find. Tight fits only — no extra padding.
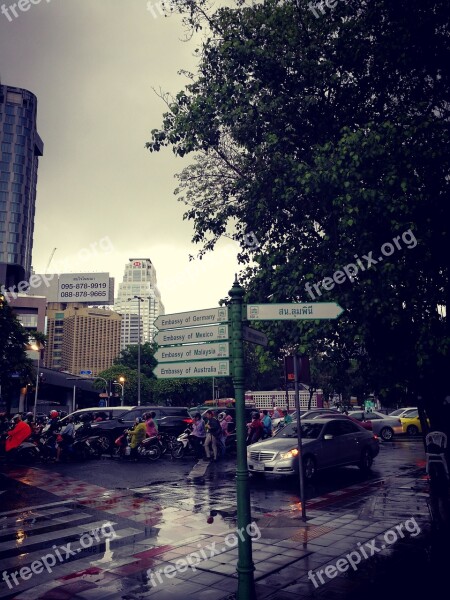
[45,248,57,274]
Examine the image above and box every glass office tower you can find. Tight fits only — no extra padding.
[0,84,44,288]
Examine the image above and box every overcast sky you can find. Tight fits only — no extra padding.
[0,0,240,314]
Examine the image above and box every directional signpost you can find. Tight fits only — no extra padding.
[242,326,268,347]
[155,341,230,363]
[154,306,228,330]
[155,323,229,346]
[153,307,230,380]
[247,302,343,321]
[153,359,230,379]
[153,290,344,600]
[80,370,93,376]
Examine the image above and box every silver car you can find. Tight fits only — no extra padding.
[247,418,379,481]
[348,410,403,441]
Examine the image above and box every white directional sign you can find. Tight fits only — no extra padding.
[247,303,344,321]
[242,326,268,347]
[154,307,228,331]
[155,342,230,363]
[154,360,230,379]
[155,324,229,346]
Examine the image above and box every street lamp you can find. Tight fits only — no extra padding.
[94,376,109,406]
[113,377,125,406]
[29,342,44,421]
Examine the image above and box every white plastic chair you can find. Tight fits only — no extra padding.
[425,431,448,478]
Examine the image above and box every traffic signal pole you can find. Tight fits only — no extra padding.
[229,277,256,600]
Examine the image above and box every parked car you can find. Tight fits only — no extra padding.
[88,406,193,450]
[272,408,339,430]
[388,407,418,418]
[399,410,429,436]
[247,417,379,480]
[348,410,403,441]
[310,412,373,431]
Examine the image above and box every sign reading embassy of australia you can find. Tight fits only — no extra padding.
[153,307,230,379]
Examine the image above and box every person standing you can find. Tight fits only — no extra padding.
[204,410,220,461]
[262,410,272,438]
[190,412,206,459]
[247,412,264,445]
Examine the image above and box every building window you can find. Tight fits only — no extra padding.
[6,92,22,105]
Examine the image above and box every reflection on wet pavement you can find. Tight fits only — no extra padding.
[0,440,438,600]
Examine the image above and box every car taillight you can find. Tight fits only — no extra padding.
[373,434,379,441]
[183,418,193,424]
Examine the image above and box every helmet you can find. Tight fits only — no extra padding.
[252,412,260,419]
[12,414,21,422]
[218,412,225,421]
[49,410,59,419]
[25,412,34,420]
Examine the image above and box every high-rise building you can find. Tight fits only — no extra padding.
[114,258,164,349]
[0,85,44,288]
[46,305,121,374]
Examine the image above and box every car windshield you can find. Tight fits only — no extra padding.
[275,422,323,439]
[389,409,404,416]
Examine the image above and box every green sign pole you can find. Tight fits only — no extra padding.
[229,276,256,600]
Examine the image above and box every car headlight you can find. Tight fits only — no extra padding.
[280,448,299,459]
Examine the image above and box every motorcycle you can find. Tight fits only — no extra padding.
[171,428,200,459]
[137,434,166,461]
[0,432,40,464]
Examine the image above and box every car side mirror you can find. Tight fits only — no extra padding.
[324,434,334,440]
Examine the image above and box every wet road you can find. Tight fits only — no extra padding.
[0,439,426,600]
[0,438,425,512]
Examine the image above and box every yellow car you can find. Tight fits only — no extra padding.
[400,410,429,436]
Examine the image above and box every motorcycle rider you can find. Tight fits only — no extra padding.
[144,412,158,438]
[4,414,31,457]
[128,417,147,460]
[47,410,60,433]
[56,416,75,462]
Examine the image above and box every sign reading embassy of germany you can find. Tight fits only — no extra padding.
[154,307,229,331]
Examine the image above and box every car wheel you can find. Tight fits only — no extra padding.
[303,455,316,482]
[97,436,110,452]
[407,425,419,436]
[380,427,394,441]
[359,448,373,472]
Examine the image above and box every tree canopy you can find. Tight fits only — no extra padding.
[147,0,449,418]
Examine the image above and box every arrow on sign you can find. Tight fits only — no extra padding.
[247,302,344,321]
[153,360,230,379]
[154,307,229,331]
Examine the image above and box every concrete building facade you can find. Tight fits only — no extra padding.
[114,258,164,349]
[46,305,121,375]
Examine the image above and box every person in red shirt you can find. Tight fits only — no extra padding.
[5,415,32,452]
[247,413,264,445]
